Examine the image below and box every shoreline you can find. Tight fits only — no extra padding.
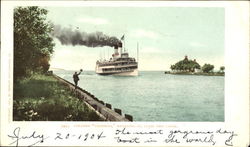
[164,71,225,76]
[53,74,133,121]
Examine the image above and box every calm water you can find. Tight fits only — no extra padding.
[54,70,224,121]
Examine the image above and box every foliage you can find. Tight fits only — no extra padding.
[14,6,54,81]
[202,64,214,73]
[170,56,200,72]
[13,74,103,121]
[220,66,225,72]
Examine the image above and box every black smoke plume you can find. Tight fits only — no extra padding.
[51,25,121,47]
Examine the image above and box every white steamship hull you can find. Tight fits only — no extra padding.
[95,67,138,76]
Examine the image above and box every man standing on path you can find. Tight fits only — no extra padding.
[73,69,82,89]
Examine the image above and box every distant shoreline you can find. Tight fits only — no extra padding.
[164,71,225,76]
[50,67,66,71]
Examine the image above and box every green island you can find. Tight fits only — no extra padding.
[165,56,225,76]
[13,6,102,121]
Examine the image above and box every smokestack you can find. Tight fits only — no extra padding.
[118,42,122,48]
[114,45,119,56]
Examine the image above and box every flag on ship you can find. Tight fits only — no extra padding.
[121,35,125,40]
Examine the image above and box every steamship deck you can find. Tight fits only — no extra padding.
[95,42,138,76]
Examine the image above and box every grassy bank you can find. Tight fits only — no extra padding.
[13,73,103,121]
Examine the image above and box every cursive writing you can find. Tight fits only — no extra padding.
[6,127,238,146]
[216,128,237,146]
[169,130,214,139]
[7,127,48,147]
[114,136,140,143]
[165,134,180,143]
[144,138,157,143]
[185,134,216,145]
[115,128,163,135]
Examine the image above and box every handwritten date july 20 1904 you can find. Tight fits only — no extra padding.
[7,127,106,147]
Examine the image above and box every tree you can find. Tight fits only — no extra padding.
[170,65,175,71]
[202,64,214,73]
[170,56,200,72]
[14,6,54,81]
[220,66,225,73]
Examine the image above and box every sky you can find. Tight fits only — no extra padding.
[46,7,224,71]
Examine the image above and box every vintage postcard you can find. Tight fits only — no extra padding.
[1,1,249,147]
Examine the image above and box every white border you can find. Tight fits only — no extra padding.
[1,1,249,147]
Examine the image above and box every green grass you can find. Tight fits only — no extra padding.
[13,73,103,121]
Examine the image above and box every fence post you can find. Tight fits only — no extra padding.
[114,108,122,115]
[125,114,133,121]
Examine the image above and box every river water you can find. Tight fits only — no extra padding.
[54,70,224,122]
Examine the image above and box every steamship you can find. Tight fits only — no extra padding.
[95,42,138,76]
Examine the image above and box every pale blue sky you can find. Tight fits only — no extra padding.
[47,7,224,71]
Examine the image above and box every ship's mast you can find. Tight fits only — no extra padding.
[100,49,102,61]
[103,48,105,60]
[108,48,109,58]
[121,35,126,53]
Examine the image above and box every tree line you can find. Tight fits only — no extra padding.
[170,56,225,73]
[14,6,55,82]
